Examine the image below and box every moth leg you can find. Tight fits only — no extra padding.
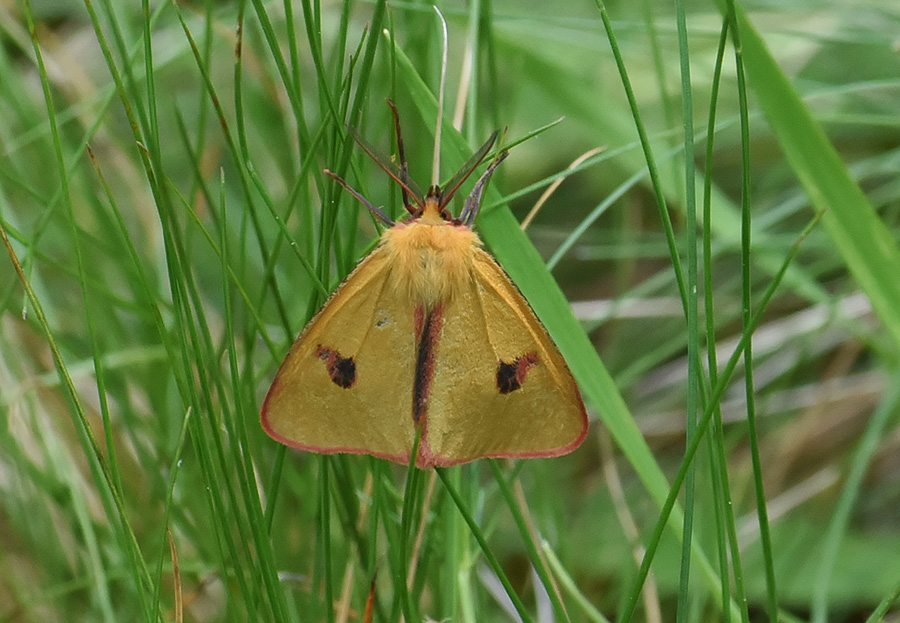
[440,131,499,210]
[459,150,510,226]
[386,99,414,214]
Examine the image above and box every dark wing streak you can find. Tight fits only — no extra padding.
[348,126,425,210]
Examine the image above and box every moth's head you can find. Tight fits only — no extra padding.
[415,185,454,225]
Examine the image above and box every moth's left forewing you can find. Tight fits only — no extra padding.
[261,246,418,463]
[422,248,589,465]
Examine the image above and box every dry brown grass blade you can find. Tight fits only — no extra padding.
[520,147,605,230]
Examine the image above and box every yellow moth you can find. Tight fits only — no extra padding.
[261,104,588,468]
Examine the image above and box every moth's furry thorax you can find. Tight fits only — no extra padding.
[380,199,481,308]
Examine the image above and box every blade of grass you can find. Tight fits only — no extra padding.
[811,372,900,623]
[493,21,831,307]
[1,213,155,615]
[716,0,900,350]
[619,213,822,623]
[488,460,571,623]
[672,0,700,619]
[388,27,741,619]
[15,2,152,617]
[724,0,779,619]
[703,20,750,623]
[435,467,534,623]
[542,543,612,623]
[864,575,900,623]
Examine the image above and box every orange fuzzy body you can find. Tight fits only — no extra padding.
[381,200,481,308]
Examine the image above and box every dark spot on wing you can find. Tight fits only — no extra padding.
[496,353,539,394]
[374,311,391,328]
[316,345,356,389]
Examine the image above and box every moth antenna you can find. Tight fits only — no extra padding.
[432,6,448,188]
[460,151,509,227]
[324,169,395,227]
[386,99,413,212]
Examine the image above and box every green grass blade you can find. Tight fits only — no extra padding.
[811,372,900,623]
[388,24,743,619]
[722,0,900,350]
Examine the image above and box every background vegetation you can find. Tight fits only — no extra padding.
[1,0,899,621]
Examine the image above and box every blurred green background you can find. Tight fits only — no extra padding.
[1,0,900,621]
